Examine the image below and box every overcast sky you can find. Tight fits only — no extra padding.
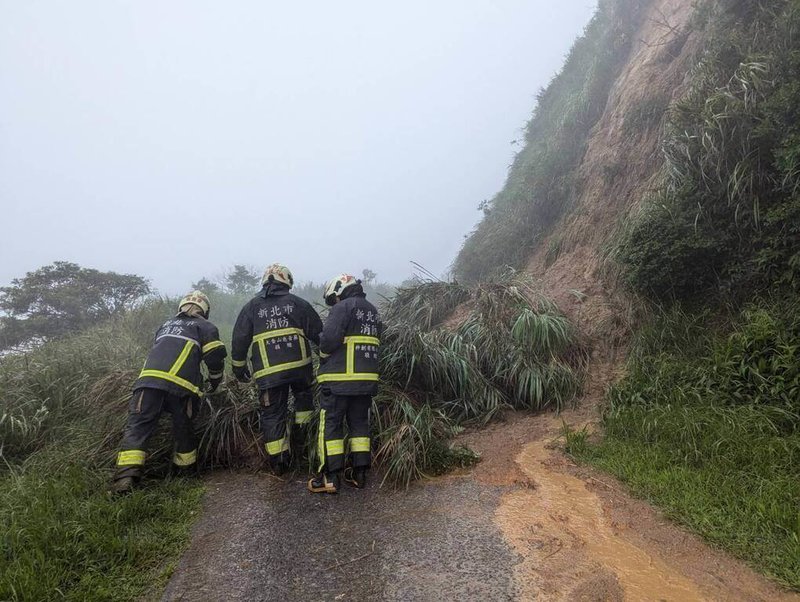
[1,1,596,294]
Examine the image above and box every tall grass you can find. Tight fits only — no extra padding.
[0,268,582,598]
[190,271,584,487]
[0,299,205,601]
[375,271,585,484]
[2,273,583,482]
[0,467,202,602]
[568,299,800,589]
[615,0,800,301]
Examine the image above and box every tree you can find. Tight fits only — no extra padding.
[191,277,220,294]
[0,261,151,349]
[361,268,377,286]
[225,264,259,294]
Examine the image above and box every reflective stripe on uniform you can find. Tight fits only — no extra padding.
[138,340,201,394]
[253,357,311,379]
[202,340,225,354]
[156,333,200,347]
[252,327,307,343]
[265,436,289,456]
[317,335,379,383]
[173,450,197,466]
[317,409,326,472]
[117,449,146,466]
[317,373,379,382]
[294,410,313,425]
[349,437,371,453]
[231,358,248,367]
[171,340,194,374]
[208,370,223,379]
[325,439,344,456]
[138,370,201,395]
[250,327,311,380]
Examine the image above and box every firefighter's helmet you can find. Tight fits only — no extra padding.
[178,290,211,318]
[323,274,359,306]
[261,263,294,288]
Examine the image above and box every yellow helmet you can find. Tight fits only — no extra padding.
[178,290,210,318]
[261,263,294,288]
[323,273,359,306]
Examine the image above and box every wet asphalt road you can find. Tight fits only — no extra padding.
[161,471,521,601]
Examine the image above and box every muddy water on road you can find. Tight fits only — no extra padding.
[497,439,706,601]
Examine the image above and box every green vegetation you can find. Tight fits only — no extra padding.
[616,0,800,300]
[567,301,800,588]
[454,0,653,282]
[375,271,584,485]
[196,271,585,487]
[567,1,800,589]
[2,467,202,601]
[1,268,581,597]
[0,261,151,350]
[0,301,204,601]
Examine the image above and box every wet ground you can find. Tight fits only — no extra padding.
[162,411,800,602]
[162,472,519,601]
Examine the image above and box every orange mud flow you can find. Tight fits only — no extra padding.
[497,439,707,601]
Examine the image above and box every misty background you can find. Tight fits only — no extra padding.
[1,1,596,294]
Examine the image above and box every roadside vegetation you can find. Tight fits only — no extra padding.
[1,262,582,599]
[0,302,204,601]
[567,300,800,588]
[566,0,800,590]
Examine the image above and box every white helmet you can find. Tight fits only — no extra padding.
[323,274,359,306]
[261,263,294,288]
[178,290,210,318]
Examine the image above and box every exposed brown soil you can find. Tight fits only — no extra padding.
[526,0,700,343]
[460,410,799,602]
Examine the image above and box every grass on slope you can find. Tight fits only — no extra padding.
[566,300,800,590]
[1,467,202,602]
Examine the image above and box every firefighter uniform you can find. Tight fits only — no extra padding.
[113,297,226,489]
[231,275,323,472]
[311,276,381,493]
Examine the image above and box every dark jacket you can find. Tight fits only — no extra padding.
[318,286,382,395]
[134,313,227,397]
[231,284,323,390]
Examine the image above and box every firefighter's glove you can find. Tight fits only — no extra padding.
[233,366,251,383]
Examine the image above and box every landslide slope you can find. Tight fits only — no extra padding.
[457,0,698,338]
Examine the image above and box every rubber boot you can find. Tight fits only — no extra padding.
[272,460,289,476]
[291,425,310,469]
[111,466,141,496]
[308,472,340,494]
[111,476,135,495]
[171,464,199,479]
[344,467,367,489]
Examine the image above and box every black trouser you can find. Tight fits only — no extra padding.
[317,390,372,474]
[114,387,198,481]
[259,380,314,469]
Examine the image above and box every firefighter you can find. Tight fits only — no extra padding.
[112,291,226,494]
[231,264,323,474]
[308,274,381,494]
